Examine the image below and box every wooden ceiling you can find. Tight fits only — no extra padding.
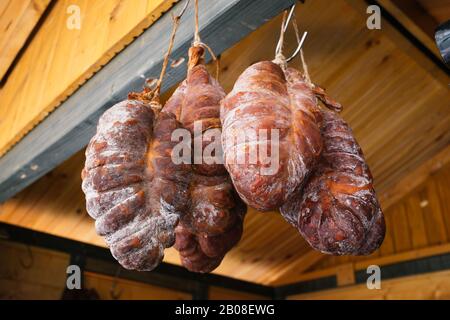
[0,0,177,156]
[415,0,450,24]
[0,0,50,81]
[0,0,449,285]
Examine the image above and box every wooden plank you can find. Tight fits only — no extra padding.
[1,0,449,207]
[416,0,450,24]
[0,223,275,297]
[288,269,450,300]
[404,191,428,249]
[379,207,395,256]
[435,164,450,238]
[379,144,450,210]
[345,0,449,85]
[0,0,297,203]
[336,263,356,286]
[391,202,412,253]
[276,243,450,285]
[421,179,448,245]
[378,0,441,56]
[0,0,51,80]
[264,250,327,285]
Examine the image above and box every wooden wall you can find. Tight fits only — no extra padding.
[0,240,68,299]
[0,149,314,284]
[288,269,450,300]
[0,240,190,300]
[411,0,450,24]
[0,240,264,300]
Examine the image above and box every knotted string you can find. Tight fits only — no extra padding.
[129,0,189,113]
[273,10,289,71]
[291,13,312,87]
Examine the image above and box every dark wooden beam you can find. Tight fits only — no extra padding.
[4,221,450,299]
[390,0,439,38]
[274,252,450,298]
[0,0,296,203]
[344,0,450,84]
[0,222,273,298]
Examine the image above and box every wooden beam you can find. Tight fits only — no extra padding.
[0,0,51,81]
[0,0,296,203]
[336,263,356,286]
[379,144,450,210]
[389,0,439,38]
[275,242,450,285]
[378,0,440,57]
[267,250,327,285]
[287,269,450,300]
[0,222,274,297]
[345,0,449,85]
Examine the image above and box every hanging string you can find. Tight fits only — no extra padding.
[273,6,342,112]
[153,1,189,100]
[273,10,289,70]
[300,49,311,85]
[190,0,219,80]
[273,5,309,73]
[291,13,312,86]
[131,0,189,110]
[128,1,188,105]
[194,0,200,45]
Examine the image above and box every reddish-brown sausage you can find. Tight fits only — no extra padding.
[165,46,246,272]
[221,61,322,211]
[82,100,190,271]
[281,109,385,255]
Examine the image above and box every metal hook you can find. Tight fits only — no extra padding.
[110,267,123,300]
[286,30,308,62]
[177,0,190,19]
[19,245,34,269]
[275,4,296,56]
[275,3,308,63]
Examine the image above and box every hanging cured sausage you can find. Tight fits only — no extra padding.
[81,8,189,271]
[281,108,386,255]
[165,45,246,273]
[164,0,246,273]
[82,103,189,270]
[220,53,323,211]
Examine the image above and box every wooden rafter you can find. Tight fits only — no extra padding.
[274,242,450,285]
[262,250,326,285]
[345,0,449,84]
[389,0,440,38]
[379,144,450,210]
[378,0,440,57]
[0,0,51,81]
